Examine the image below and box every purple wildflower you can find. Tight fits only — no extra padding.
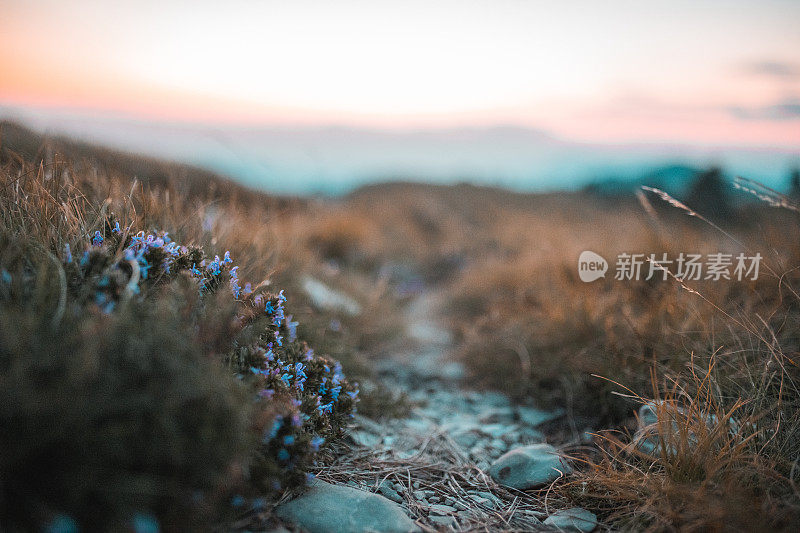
[252,497,267,511]
[229,266,241,298]
[310,436,325,451]
[257,388,275,399]
[265,417,283,442]
[287,315,299,341]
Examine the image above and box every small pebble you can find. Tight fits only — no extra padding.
[543,507,598,532]
[428,504,457,515]
[429,515,457,528]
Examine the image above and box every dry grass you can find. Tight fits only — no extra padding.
[289,424,568,532]
[293,180,800,530]
[0,121,406,379]
[4,120,800,530]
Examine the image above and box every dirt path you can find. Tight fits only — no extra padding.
[312,290,575,531]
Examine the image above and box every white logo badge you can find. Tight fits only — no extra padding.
[578,251,608,282]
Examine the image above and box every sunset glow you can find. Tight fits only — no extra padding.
[2,0,799,146]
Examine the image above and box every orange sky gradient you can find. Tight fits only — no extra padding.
[2,0,799,147]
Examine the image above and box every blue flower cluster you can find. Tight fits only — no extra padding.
[70,223,248,312]
[236,282,359,491]
[68,219,359,494]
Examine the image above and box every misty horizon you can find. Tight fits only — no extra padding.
[3,105,798,196]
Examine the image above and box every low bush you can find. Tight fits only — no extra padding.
[0,136,359,530]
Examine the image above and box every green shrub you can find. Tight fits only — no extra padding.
[0,218,359,530]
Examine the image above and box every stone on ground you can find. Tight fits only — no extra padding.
[543,507,598,532]
[517,405,565,427]
[275,480,420,533]
[349,429,382,448]
[488,443,572,489]
[301,276,362,316]
[429,515,457,528]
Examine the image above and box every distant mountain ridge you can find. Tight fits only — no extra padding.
[1,105,798,195]
[583,164,701,197]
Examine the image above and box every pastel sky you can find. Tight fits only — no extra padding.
[2,0,799,146]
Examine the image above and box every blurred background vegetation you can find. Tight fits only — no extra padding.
[2,122,800,530]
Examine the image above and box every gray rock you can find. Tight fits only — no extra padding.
[468,491,501,509]
[453,430,480,449]
[632,400,739,455]
[478,391,512,407]
[467,494,493,507]
[481,423,515,438]
[404,418,433,433]
[429,515,457,528]
[428,504,456,515]
[378,484,404,503]
[479,407,515,424]
[517,406,564,427]
[510,510,544,528]
[517,426,545,443]
[543,507,597,532]
[474,491,502,507]
[631,401,687,455]
[301,276,362,316]
[489,438,507,452]
[488,443,572,490]
[637,402,660,427]
[469,444,487,457]
[276,480,420,533]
